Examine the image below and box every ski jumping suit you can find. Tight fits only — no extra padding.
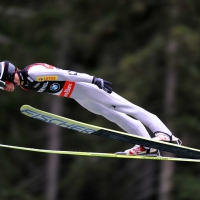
[18,63,172,138]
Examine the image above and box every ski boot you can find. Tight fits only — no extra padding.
[153,132,182,145]
[115,145,160,157]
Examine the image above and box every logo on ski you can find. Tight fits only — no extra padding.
[21,108,94,134]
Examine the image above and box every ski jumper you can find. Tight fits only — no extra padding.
[18,63,172,138]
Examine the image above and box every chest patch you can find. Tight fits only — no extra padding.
[36,76,58,81]
[59,81,75,97]
[50,83,60,91]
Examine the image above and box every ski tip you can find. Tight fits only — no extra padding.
[20,104,31,111]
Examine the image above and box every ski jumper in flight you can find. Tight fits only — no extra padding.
[0,61,181,156]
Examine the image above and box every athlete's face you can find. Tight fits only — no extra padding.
[2,73,20,92]
[4,82,15,92]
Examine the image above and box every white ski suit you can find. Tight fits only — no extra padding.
[18,63,172,139]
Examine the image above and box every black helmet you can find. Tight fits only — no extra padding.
[0,61,17,82]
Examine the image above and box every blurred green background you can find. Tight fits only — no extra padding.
[0,0,200,200]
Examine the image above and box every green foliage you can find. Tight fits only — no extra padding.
[173,171,200,200]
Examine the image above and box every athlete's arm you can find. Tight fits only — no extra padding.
[27,63,112,93]
[28,64,93,83]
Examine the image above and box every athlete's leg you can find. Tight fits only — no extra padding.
[71,83,172,135]
[74,98,151,138]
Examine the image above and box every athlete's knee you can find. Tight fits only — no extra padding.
[132,119,145,127]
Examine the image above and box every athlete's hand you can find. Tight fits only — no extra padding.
[92,77,112,94]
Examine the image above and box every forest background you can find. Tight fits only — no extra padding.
[0,0,200,200]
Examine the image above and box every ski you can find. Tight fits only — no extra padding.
[20,105,200,159]
[0,143,200,162]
